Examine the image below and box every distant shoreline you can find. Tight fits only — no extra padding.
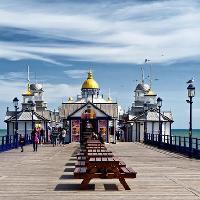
[0,129,199,138]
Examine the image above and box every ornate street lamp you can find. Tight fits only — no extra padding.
[143,102,148,133]
[13,97,19,132]
[157,97,163,147]
[187,84,195,157]
[30,101,35,130]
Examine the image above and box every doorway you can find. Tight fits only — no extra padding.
[81,119,96,143]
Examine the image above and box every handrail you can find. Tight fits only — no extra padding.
[144,133,200,158]
[0,134,32,152]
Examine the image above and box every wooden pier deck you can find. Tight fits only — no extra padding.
[0,142,200,200]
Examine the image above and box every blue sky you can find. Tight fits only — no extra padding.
[0,0,200,129]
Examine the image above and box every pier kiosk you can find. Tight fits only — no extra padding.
[59,71,119,144]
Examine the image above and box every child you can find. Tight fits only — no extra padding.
[19,134,25,152]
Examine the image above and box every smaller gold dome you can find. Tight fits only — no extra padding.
[22,83,33,96]
[146,90,155,96]
[81,71,99,89]
[68,96,73,102]
[107,97,112,103]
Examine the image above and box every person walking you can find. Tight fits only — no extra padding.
[31,128,36,152]
[59,131,63,146]
[31,128,39,152]
[61,129,66,146]
[52,128,58,147]
[19,134,25,152]
[40,128,45,146]
[34,132,39,152]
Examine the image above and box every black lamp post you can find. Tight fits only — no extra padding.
[187,84,195,157]
[13,97,19,133]
[157,97,163,147]
[143,102,148,135]
[30,101,35,130]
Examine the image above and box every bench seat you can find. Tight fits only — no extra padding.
[74,167,137,179]
[77,156,86,161]
[75,161,86,167]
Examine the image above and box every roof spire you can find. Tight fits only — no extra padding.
[22,65,33,96]
[108,88,111,98]
[26,64,31,92]
[149,63,152,89]
[141,66,144,84]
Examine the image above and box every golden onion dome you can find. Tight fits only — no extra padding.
[146,89,156,96]
[81,71,99,89]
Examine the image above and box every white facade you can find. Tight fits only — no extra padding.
[125,80,173,142]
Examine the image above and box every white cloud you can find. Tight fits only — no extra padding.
[0,72,26,81]
[43,82,80,103]
[0,79,80,105]
[64,69,88,79]
[0,1,199,64]
[0,80,25,103]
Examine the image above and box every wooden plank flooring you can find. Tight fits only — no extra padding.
[0,142,200,200]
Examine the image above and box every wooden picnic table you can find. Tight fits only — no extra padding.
[74,156,136,190]
[86,146,107,150]
[87,152,114,158]
[86,143,105,147]
[86,140,101,144]
[77,151,113,160]
[87,149,112,153]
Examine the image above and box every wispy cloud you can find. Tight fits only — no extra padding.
[0,79,80,104]
[64,69,88,79]
[0,0,199,64]
[0,72,26,81]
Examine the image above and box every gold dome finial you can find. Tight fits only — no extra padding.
[146,89,156,96]
[88,71,93,79]
[81,70,99,89]
[107,96,112,103]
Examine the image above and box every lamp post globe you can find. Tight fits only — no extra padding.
[157,97,163,108]
[13,97,19,132]
[187,84,195,98]
[13,97,19,108]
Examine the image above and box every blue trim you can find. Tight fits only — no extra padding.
[144,133,200,159]
[0,134,32,153]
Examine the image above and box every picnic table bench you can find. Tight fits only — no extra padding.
[74,156,136,190]
[87,149,112,153]
[86,146,107,150]
[86,143,105,147]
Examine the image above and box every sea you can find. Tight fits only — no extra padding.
[0,129,200,138]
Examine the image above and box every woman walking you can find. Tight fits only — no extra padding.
[19,134,25,152]
[31,128,39,152]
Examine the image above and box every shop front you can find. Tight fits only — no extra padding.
[66,102,112,143]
